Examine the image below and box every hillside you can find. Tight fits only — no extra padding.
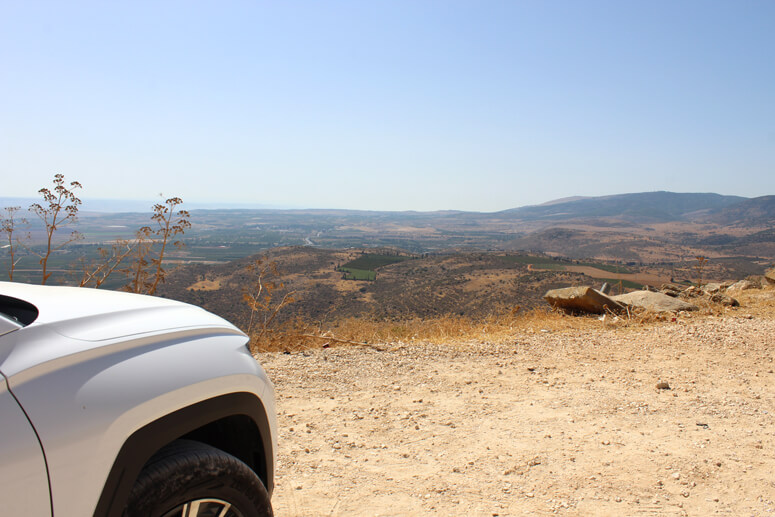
[160,248,589,327]
[158,246,763,331]
[711,195,775,225]
[497,191,747,222]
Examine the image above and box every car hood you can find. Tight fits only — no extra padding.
[0,282,244,342]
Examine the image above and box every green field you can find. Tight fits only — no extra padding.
[339,267,377,281]
[338,254,411,281]
[341,254,411,270]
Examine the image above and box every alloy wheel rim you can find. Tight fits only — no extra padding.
[162,498,244,517]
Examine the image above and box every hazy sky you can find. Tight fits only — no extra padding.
[2,1,773,212]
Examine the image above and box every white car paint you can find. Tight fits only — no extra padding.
[0,372,51,516]
[0,282,276,516]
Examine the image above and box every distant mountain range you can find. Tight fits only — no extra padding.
[499,191,758,223]
[3,191,773,226]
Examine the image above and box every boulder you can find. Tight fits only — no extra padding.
[612,291,699,313]
[703,282,724,294]
[660,284,682,298]
[709,292,740,307]
[727,279,756,293]
[745,276,764,288]
[766,268,775,285]
[682,286,704,298]
[544,286,626,314]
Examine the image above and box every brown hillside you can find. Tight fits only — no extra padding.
[160,247,624,329]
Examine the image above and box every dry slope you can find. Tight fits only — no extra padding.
[260,289,775,516]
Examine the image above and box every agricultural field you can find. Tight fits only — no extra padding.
[337,253,412,281]
[338,268,376,281]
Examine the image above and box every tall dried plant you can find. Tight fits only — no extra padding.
[78,239,135,288]
[243,258,296,349]
[123,226,155,293]
[146,197,190,295]
[122,197,190,295]
[1,206,28,281]
[4,175,191,292]
[695,255,708,288]
[28,174,83,284]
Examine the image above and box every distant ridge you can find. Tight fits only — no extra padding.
[538,196,592,206]
[498,191,748,223]
[711,195,775,225]
[4,192,772,227]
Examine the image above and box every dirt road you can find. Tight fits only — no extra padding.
[261,294,775,516]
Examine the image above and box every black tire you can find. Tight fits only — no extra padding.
[123,439,273,517]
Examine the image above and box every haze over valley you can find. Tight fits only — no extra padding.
[5,190,772,327]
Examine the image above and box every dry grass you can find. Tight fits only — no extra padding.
[732,285,775,315]
[327,308,600,344]
[251,307,637,353]
[187,278,223,291]
[249,284,775,353]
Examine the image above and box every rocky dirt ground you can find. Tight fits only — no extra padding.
[260,288,775,516]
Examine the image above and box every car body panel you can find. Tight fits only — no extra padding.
[0,313,21,337]
[0,282,183,326]
[0,282,277,517]
[0,372,51,516]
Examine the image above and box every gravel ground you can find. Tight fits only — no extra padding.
[261,294,775,516]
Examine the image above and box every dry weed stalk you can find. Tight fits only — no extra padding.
[146,197,190,295]
[78,239,135,288]
[243,258,297,350]
[2,174,190,291]
[124,197,190,295]
[1,206,27,281]
[28,174,83,284]
[695,255,708,288]
[124,227,155,293]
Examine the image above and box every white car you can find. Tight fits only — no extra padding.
[0,282,276,517]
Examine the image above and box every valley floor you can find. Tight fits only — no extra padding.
[260,288,775,516]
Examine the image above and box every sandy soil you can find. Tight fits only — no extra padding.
[260,292,775,516]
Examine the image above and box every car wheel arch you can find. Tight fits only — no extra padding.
[93,392,273,517]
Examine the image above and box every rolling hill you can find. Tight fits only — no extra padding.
[497,191,748,223]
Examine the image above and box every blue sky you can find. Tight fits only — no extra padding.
[2,1,773,212]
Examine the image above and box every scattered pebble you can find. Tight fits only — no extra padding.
[263,313,775,515]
